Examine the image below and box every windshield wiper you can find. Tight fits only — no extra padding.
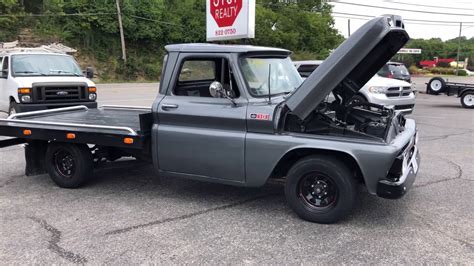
[49,70,82,76]
[14,71,46,76]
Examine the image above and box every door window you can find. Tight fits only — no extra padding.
[173,58,240,98]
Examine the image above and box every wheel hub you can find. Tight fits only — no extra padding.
[464,94,474,106]
[299,174,338,208]
[54,150,76,178]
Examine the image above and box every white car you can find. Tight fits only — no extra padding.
[294,60,416,113]
[0,49,97,115]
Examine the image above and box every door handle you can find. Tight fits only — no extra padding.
[161,103,179,110]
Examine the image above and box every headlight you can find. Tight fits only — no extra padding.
[21,95,32,103]
[89,93,97,101]
[368,86,387,94]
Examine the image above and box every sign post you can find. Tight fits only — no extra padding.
[206,0,255,41]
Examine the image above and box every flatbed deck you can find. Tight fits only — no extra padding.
[0,105,152,149]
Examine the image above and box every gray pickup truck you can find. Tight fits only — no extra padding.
[0,15,420,223]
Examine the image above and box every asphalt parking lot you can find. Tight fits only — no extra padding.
[0,76,473,263]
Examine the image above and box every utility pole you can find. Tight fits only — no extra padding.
[455,22,462,75]
[116,0,127,63]
[347,19,351,37]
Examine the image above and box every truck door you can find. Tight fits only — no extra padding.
[157,54,248,182]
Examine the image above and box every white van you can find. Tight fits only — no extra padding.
[0,49,97,115]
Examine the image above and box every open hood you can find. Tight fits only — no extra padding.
[285,15,410,120]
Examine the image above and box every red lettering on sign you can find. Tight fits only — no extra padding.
[210,0,242,27]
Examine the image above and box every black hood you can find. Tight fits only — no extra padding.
[285,15,410,120]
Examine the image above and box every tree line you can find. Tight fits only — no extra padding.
[1,0,472,80]
[1,0,342,80]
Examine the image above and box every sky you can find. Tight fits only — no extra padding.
[329,0,474,41]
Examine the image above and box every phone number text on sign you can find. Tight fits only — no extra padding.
[215,28,237,36]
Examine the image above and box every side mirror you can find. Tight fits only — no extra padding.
[85,67,94,79]
[209,81,224,97]
[209,81,236,106]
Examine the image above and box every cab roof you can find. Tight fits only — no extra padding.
[165,43,291,55]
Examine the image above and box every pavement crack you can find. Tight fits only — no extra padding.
[410,211,474,251]
[29,217,88,263]
[0,175,22,189]
[420,131,472,141]
[105,193,277,236]
[415,157,463,188]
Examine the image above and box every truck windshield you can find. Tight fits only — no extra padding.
[241,57,303,97]
[12,54,83,77]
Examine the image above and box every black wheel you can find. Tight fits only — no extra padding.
[285,156,357,224]
[347,94,367,106]
[460,91,474,109]
[8,101,18,116]
[45,143,93,188]
[427,77,446,94]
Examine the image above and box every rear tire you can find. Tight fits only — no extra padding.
[285,156,357,224]
[45,143,93,188]
[427,77,446,94]
[460,92,474,109]
[8,101,18,116]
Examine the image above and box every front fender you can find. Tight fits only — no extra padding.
[245,132,399,194]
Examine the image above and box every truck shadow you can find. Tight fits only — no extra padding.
[85,160,412,227]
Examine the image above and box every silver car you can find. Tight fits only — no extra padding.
[294,60,416,113]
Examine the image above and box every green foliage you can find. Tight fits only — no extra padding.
[1,0,343,81]
[457,69,467,76]
[402,37,474,70]
[0,0,25,39]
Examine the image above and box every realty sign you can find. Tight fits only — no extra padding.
[206,0,255,41]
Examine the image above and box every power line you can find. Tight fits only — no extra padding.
[381,1,474,11]
[0,12,117,17]
[333,14,474,27]
[331,1,474,16]
[332,12,474,24]
[128,15,185,27]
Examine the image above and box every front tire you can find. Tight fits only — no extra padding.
[460,92,474,109]
[45,143,93,188]
[8,101,18,116]
[285,156,357,224]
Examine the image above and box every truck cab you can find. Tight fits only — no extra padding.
[0,49,97,115]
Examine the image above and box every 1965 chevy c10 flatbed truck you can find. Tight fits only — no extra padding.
[0,15,420,223]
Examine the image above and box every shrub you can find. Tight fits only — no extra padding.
[457,69,468,76]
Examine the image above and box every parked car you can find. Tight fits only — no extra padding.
[377,61,411,83]
[0,48,97,115]
[0,15,420,224]
[294,60,416,113]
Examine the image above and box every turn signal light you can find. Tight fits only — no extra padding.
[18,88,31,94]
[123,138,134,144]
[66,133,76,140]
[88,87,97,93]
[23,129,32,136]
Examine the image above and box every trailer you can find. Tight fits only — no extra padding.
[426,77,474,108]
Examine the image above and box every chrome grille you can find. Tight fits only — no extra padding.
[33,85,87,103]
[386,86,412,98]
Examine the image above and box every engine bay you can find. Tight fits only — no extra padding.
[283,93,404,141]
